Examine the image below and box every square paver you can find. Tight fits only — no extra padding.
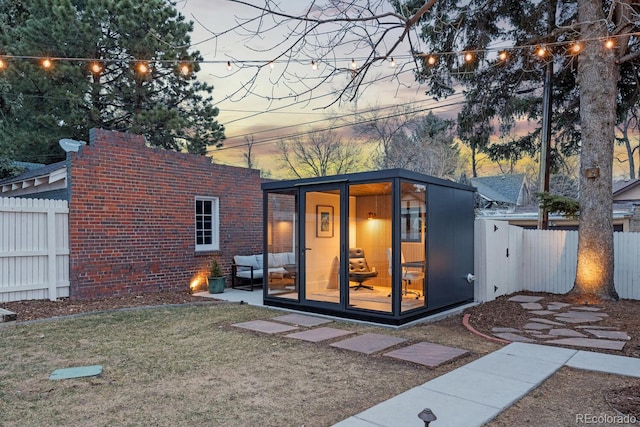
[330,333,407,355]
[285,327,354,342]
[384,341,468,367]
[232,320,299,334]
[509,295,544,303]
[271,313,332,327]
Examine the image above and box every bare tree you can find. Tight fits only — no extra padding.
[276,129,363,178]
[615,109,640,180]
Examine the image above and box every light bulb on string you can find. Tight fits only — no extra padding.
[137,62,149,75]
[351,58,357,69]
[226,61,232,71]
[41,58,53,69]
[89,62,103,75]
[179,63,190,76]
[605,38,615,49]
[269,61,274,69]
[498,51,508,61]
[0,58,5,70]
[536,46,548,57]
[311,60,317,70]
[427,55,436,66]
[389,57,396,68]
[569,43,582,54]
[464,52,473,63]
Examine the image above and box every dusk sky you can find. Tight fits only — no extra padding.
[177,0,462,174]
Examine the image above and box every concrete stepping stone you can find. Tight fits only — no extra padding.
[493,332,536,343]
[523,322,553,330]
[521,302,543,310]
[560,310,608,318]
[492,327,521,333]
[554,312,605,323]
[529,310,557,315]
[50,365,103,380]
[286,327,354,342]
[330,333,407,355]
[509,295,544,303]
[548,328,587,338]
[547,302,572,309]
[575,325,619,330]
[572,306,603,312]
[552,317,599,324]
[584,329,631,341]
[544,338,626,351]
[384,342,469,368]
[271,313,332,327]
[528,318,565,326]
[232,320,299,334]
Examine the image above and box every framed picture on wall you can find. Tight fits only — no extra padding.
[316,205,334,238]
[401,207,422,242]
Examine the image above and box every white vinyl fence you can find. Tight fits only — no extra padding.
[475,219,640,302]
[0,197,69,302]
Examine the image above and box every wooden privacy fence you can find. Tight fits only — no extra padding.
[0,197,69,302]
[475,219,640,302]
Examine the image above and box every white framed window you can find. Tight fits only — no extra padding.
[195,197,219,252]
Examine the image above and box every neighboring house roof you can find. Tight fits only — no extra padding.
[0,161,67,198]
[470,174,527,205]
[613,179,640,202]
[12,161,45,171]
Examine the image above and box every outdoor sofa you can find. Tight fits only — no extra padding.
[231,252,296,291]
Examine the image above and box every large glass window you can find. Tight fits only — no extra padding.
[195,197,219,252]
[399,181,427,312]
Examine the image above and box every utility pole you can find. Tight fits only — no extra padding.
[538,60,553,230]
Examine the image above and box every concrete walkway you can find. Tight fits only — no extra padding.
[333,342,640,427]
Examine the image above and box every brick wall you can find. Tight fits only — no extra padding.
[69,129,264,299]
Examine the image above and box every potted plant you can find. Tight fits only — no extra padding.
[207,258,226,294]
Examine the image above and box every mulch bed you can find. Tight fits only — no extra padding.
[465,292,640,420]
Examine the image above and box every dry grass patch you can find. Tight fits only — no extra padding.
[0,304,495,427]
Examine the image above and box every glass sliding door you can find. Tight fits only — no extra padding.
[346,182,392,313]
[265,190,298,299]
[303,187,342,306]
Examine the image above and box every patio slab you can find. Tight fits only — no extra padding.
[330,333,407,355]
[383,342,469,368]
[544,337,626,351]
[272,313,333,327]
[508,295,544,303]
[232,320,299,334]
[286,327,355,343]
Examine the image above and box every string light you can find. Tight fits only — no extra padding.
[90,62,103,75]
[0,58,5,70]
[179,63,190,76]
[351,58,357,69]
[389,57,396,68]
[41,58,53,69]
[427,55,436,65]
[226,60,232,71]
[311,60,318,70]
[136,62,149,74]
[498,51,508,61]
[569,43,582,54]
[536,46,548,57]
[605,38,615,49]
[464,52,473,62]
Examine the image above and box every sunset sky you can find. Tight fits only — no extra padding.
[177,0,461,175]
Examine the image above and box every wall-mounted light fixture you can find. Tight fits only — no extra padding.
[368,212,377,220]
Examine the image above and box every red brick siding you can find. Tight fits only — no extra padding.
[69,129,263,299]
